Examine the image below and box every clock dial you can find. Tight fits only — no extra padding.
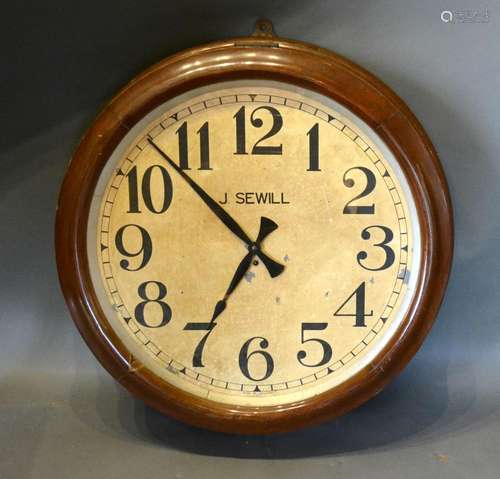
[87,81,420,407]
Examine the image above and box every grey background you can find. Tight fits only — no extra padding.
[1,1,499,478]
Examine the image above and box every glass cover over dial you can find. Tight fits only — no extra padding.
[87,80,420,407]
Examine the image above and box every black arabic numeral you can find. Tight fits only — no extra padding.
[239,336,274,381]
[343,166,376,214]
[297,323,332,367]
[234,106,283,155]
[197,121,211,170]
[142,165,173,213]
[176,121,212,170]
[250,106,283,155]
[126,165,173,214]
[334,282,373,327]
[126,166,140,213]
[176,121,190,170]
[115,224,152,271]
[134,281,172,328]
[183,322,216,367]
[234,106,247,154]
[357,225,395,271]
[306,123,320,171]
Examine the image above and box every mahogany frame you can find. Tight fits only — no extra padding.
[55,30,453,434]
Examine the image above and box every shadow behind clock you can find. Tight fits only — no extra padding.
[114,360,448,457]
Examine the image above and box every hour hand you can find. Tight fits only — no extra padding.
[257,252,284,278]
[253,217,284,278]
[256,216,279,241]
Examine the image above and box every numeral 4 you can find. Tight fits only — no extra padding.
[334,282,373,327]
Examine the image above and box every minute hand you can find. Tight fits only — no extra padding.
[147,139,284,277]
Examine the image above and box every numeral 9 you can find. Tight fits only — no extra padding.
[115,224,152,271]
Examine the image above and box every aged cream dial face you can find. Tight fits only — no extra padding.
[87,80,420,407]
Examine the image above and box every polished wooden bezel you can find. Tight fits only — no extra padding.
[55,29,453,434]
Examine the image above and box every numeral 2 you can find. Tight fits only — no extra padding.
[343,166,376,214]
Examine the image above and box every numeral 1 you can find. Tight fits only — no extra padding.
[126,165,140,213]
[234,106,247,155]
[197,122,210,170]
[307,123,320,171]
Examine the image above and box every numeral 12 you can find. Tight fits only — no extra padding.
[233,106,283,155]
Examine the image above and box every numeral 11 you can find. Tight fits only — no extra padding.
[175,121,211,170]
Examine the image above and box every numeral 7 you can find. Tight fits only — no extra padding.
[183,322,217,367]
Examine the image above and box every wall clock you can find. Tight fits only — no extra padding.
[56,20,453,434]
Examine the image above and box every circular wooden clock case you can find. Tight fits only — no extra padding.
[56,22,453,434]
